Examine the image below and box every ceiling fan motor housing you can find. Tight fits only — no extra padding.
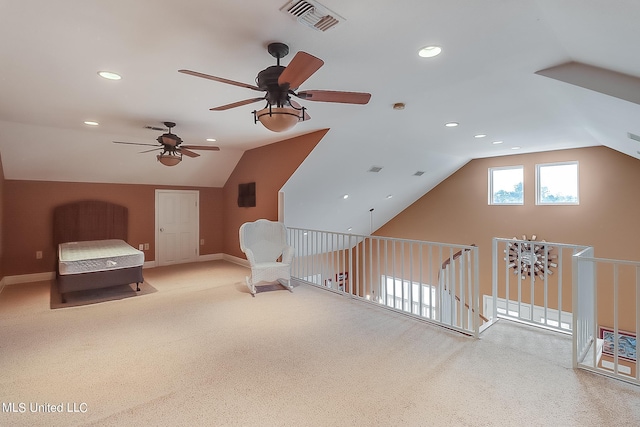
[257,65,290,106]
[157,133,182,147]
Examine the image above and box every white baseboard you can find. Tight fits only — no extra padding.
[4,271,56,285]
[142,253,222,269]
[199,253,224,262]
[1,254,244,286]
[223,254,249,267]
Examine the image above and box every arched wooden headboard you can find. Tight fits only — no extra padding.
[53,200,128,247]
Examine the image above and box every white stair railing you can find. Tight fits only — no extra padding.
[573,251,640,386]
[288,228,482,337]
[491,237,590,334]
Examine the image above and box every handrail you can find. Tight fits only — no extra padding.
[438,244,489,323]
[573,249,640,386]
[288,227,482,337]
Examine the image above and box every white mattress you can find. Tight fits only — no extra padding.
[58,239,144,275]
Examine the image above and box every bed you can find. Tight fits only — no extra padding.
[53,200,144,303]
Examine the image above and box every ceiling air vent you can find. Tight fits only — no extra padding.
[368,166,383,173]
[145,125,167,131]
[413,171,425,176]
[628,132,640,143]
[280,0,345,32]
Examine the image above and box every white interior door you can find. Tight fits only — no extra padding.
[156,190,199,266]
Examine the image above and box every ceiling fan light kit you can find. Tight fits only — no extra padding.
[254,105,305,132]
[157,153,182,166]
[179,42,371,133]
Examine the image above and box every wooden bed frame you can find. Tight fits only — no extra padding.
[53,200,143,302]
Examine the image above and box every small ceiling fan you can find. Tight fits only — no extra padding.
[179,42,371,132]
[113,122,220,166]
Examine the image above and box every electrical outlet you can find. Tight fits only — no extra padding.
[36,251,43,259]
[200,239,205,245]
[144,243,149,250]
[138,244,144,251]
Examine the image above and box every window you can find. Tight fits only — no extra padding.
[489,166,523,205]
[380,276,437,319]
[536,162,578,205]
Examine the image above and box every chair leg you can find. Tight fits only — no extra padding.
[245,276,256,296]
[278,278,293,292]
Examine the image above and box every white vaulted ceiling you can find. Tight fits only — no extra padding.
[1,1,640,234]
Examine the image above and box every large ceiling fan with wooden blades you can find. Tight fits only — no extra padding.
[113,122,220,166]
[179,42,371,132]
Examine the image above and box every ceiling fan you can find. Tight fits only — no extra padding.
[179,42,371,132]
[113,122,220,167]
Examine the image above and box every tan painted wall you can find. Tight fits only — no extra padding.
[376,146,640,327]
[222,129,327,258]
[0,153,4,280]
[1,129,325,277]
[3,181,223,276]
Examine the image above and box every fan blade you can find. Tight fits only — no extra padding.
[139,147,163,154]
[278,52,324,89]
[179,148,200,158]
[182,145,221,151]
[113,141,160,147]
[290,100,311,121]
[179,69,261,91]
[296,90,371,105]
[210,97,265,111]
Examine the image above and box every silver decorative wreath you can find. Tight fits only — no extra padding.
[504,235,557,280]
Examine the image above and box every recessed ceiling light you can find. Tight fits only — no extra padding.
[98,71,121,80]
[511,146,521,150]
[206,138,216,142]
[84,121,99,126]
[474,134,487,138]
[347,227,353,231]
[343,194,349,200]
[386,194,393,199]
[445,122,459,127]
[492,141,503,145]
[418,46,442,58]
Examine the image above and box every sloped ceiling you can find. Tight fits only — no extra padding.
[1,1,640,234]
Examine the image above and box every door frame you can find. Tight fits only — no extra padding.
[154,189,200,266]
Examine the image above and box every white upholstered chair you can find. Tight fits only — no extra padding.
[239,219,294,295]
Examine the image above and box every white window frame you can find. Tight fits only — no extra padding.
[380,275,437,319]
[488,165,524,205]
[535,161,579,205]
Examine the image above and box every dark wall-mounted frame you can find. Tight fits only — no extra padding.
[238,182,256,207]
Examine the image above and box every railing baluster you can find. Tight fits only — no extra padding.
[636,265,640,382]
[613,264,619,375]
[558,249,564,328]
[287,227,481,336]
[419,244,423,317]
[543,244,549,326]
[428,244,433,319]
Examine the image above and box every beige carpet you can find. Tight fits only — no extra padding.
[50,281,157,309]
[1,260,639,427]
